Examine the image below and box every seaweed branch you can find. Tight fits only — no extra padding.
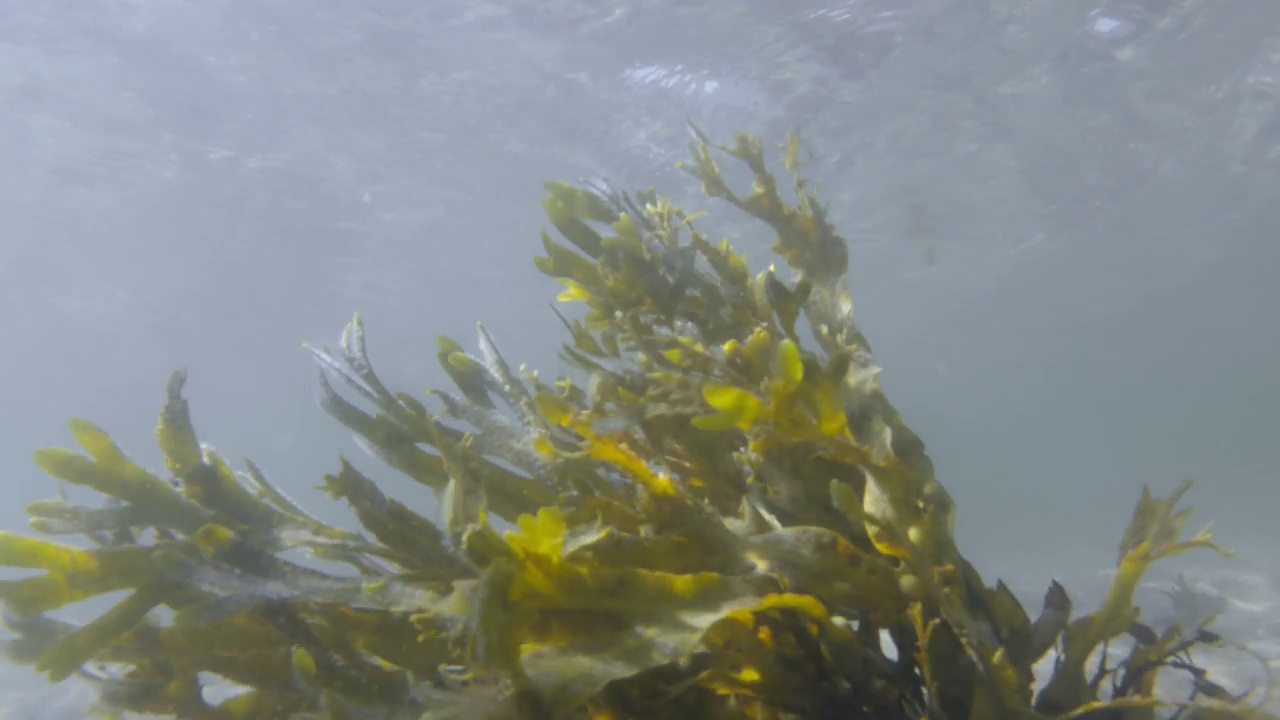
[0,130,1271,720]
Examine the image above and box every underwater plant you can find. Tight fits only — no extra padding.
[0,130,1273,719]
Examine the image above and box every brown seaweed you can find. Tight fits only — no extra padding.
[0,130,1271,720]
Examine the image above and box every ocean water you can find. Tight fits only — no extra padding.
[1,1,1277,717]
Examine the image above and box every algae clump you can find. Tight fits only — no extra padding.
[0,130,1273,720]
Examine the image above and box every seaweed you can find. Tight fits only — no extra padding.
[1,130,1273,720]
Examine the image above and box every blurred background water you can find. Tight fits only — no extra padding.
[0,0,1277,714]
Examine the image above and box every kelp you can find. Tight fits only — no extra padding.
[0,130,1273,720]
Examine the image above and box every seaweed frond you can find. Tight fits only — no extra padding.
[0,130,1271,720]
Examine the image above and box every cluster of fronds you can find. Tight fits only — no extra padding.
[0,131,1273,719]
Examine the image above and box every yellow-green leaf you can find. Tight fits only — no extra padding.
[694,384,762,431]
